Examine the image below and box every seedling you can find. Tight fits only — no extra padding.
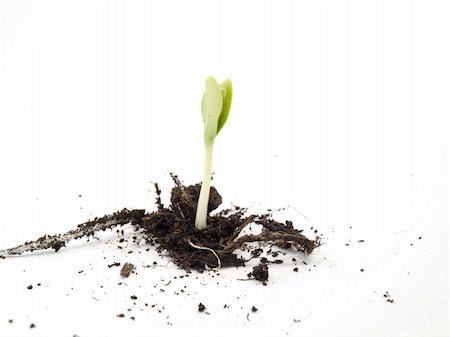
[195,76,233,230]
[0,76,319,272]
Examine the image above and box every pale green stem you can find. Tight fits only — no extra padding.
[195,141,214,230]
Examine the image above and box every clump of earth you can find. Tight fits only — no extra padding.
[0,174,320,275]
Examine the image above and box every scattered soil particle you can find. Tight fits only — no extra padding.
[251,248,263,257]
[250,263,269,282]
[108,262,121,268]
[29,323,36,329]
[293,267,298,272]
[27,285,33,290]
[198,303,206,312]
[360,268,365,272]
[251,306,258,312]
[120,263,135,278]
[8,319,13,324]
[383,291,394,303]
[116,313,125,318]
[130,295,138,300]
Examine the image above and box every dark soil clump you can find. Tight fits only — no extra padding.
[249,264,269,281]
[198,303,206,312]
[0,175,320,273]
[141,175,320,271]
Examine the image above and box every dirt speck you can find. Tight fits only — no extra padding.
[250,263,269,282]
[108,262,121,268]
[198,303,206,312]
[120,263,134,278]
[383,291,394,303]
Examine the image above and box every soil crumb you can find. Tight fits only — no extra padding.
[249,263,269,282]
[120,263,135,278]
[198,303,206,312]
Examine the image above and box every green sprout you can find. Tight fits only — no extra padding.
[195,76,233,230]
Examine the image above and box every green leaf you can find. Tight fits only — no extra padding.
[217,79,233,135]
[201,76,223,143]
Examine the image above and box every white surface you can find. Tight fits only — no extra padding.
[0,1,448,336]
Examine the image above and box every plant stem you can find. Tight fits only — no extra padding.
[195,141,214,230]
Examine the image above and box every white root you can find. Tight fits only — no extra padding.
[187,239,221,270]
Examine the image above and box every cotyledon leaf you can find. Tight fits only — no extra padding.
[201,76,223,143]
[217,79,233,135]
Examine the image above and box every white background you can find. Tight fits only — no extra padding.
[0,0,448,336]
